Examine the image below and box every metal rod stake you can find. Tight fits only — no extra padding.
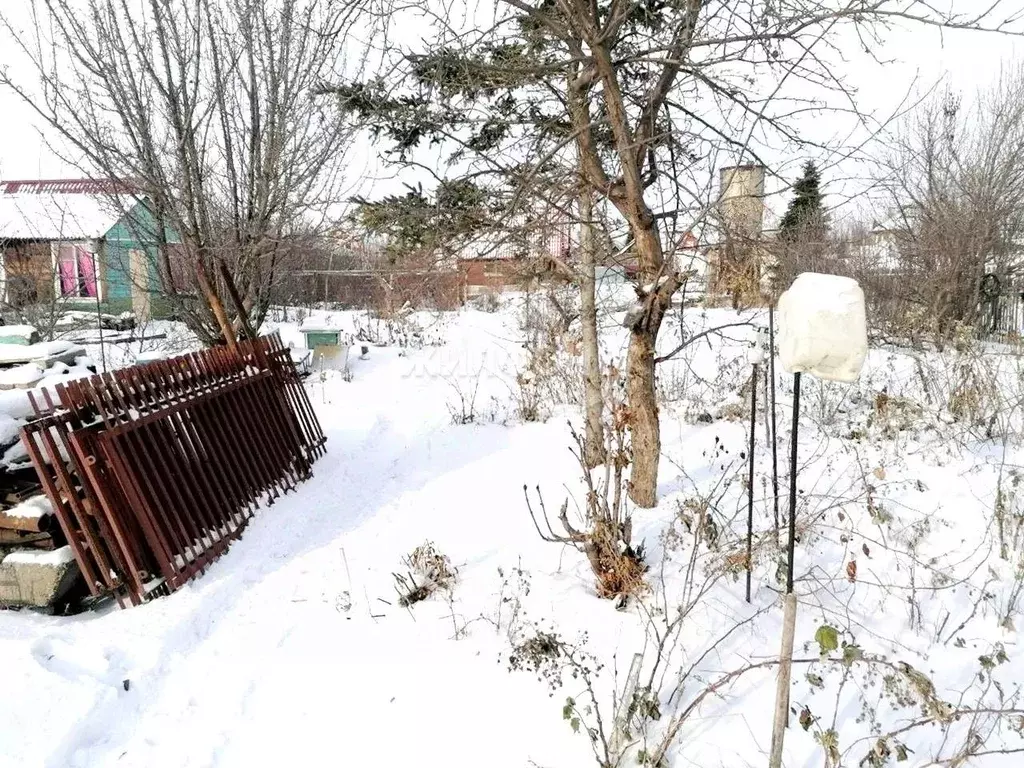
[746,363,758,602]
[768,304,780,544]
[786,371,801,595]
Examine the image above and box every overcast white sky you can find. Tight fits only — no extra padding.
[0,2,1020,224]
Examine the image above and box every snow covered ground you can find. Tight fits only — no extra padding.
[0,296,1021,767]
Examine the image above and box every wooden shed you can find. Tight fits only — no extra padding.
[0,179,182,318]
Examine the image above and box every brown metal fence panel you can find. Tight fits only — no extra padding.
[18,333,325,606]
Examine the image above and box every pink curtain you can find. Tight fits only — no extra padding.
[76,247,97,297]
[58,247,77,296]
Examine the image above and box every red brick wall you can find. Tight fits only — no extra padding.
[459,258,526,293]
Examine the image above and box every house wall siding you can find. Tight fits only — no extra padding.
[2,242,55,306]
[103,201,180,300]
[102,242,160,300]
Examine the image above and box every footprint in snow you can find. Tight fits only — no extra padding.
[31,637,133,688]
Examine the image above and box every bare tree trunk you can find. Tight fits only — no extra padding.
[626,327,659,506]
[218,260,257,341]
[579,182,605,468]
[195,259,238,350]
[625,221,679,508]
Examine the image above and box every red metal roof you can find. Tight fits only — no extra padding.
[0,179,140,195]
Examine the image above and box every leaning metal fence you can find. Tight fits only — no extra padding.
[20,333,325,607]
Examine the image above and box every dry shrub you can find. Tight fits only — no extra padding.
[947,352,1001,430]
[716,400,747,422]
[514,288,585,417]
[524,374,648,602]
[706,239,765,309]
[867,391,924,438]
[506,625,604,704]
[803,376,853,429]
[658,341,748,422]
[997,469,1024,562]
[899,333,1024,441]
[587,517,648,600]
[994,469,1024,627]
[354,308,447,349]
[393,541,458,607]
[514,365,546,422]
[489,562,532,640]
[445,369,483,425]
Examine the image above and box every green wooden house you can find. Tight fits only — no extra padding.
[0,179,182,317]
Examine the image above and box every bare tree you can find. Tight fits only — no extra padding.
[875,65,1024,340]
[1,0,360,346]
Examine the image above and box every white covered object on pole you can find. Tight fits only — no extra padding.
[776,272,867,383]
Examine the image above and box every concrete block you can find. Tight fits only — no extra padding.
[0,546,80,609]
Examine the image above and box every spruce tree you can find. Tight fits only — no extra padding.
[779,161,826,240]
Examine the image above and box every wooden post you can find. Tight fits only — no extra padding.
[611,653,643,758]
[769,372,802,767]
[768,592,798,768]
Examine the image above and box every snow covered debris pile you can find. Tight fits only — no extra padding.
[0,494,54,533]
[0,352,97,596]
[0,485,65,573]
[0,364,98,473]
[0,363,47,390]
[0,325,40,346]
[20,333,326,607]
[0,339,86,367]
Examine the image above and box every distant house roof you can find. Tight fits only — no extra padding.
[0,179,139,195]
[0,179,143,241]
